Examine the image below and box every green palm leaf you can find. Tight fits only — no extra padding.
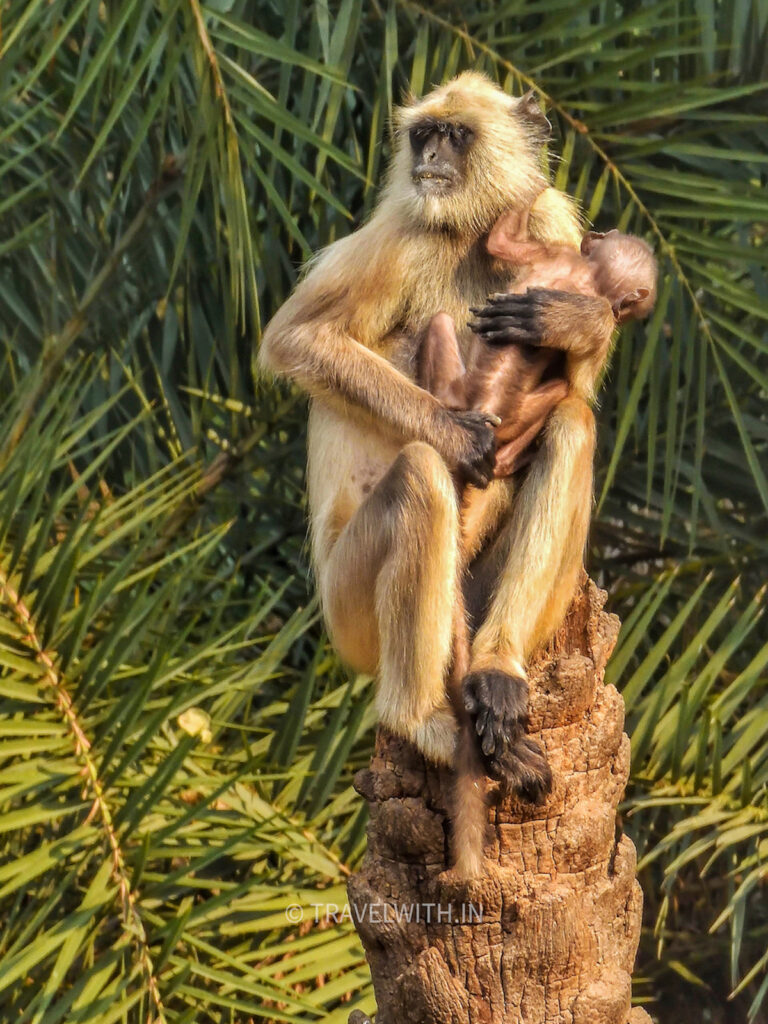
[1,0,766,1019]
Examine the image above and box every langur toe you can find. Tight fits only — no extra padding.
[462,670,550,800]
[497,735,552,803]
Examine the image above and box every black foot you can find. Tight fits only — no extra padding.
[462,670,551,802]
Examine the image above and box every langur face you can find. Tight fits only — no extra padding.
[389,72,551,235]
[408,119,475,198]
[582,231,658,323]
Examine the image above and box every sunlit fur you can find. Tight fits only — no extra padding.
[470,396,596,678]
[385,73,551,238]
[259,71,611,879]
[590,233,657,319]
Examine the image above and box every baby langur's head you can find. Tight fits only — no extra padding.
[580,230,658,324]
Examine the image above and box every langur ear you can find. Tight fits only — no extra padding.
[516,90,551,140]
[612,288,650,323]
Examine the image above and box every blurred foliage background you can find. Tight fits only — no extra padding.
[1,0,767,1020]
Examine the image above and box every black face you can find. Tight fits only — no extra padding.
[409,119,474,195]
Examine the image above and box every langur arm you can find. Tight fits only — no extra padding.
[469,288,616,359]
[487,206,570,267]
[261,286,497,488]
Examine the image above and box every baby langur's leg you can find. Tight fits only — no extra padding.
[418,312,469,409]
[493,379,569,477]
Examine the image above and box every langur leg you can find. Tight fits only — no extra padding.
[461,479,514,566]
[461,381,567,560]
[418,313,469,409]
[465,396,596,795]
[321,441,461,763]
[493,379,569,477]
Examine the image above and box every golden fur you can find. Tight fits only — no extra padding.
[260,72,613,877]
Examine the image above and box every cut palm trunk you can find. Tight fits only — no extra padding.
[349,575,652,1024]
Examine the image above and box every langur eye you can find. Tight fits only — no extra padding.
[409,124,433,144]
[450,125,474,148]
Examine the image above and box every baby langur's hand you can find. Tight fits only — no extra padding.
[445,409,500,489]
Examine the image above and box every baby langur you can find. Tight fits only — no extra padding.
[419,206,657,877]
[420,206,658,477]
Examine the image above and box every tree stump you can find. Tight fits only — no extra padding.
[348,576,652,1024]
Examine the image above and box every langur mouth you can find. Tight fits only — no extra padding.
[412,170,456,192]
[412,163,456,185]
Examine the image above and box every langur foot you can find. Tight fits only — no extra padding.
[390,706,457,765]
[462,670,551,802]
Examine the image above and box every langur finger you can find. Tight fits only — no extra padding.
[479,721,496,757]
[469,317,538,338]
[473,699,490,733]
[484,293,539,310]
[465,466,490,489]
[478,314,539,332]
[473,301,537,320]
[481,328,539,344]
[482,446,497,470]
[483,412,502,427]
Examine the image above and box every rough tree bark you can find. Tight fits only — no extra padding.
[348,575,652,1024]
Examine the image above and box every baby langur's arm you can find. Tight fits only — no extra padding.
[486,206,570,266]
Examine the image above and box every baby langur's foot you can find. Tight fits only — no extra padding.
[462,670,551,803]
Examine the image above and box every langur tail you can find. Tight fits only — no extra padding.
[447,560,488,879]
[451,721,488,878]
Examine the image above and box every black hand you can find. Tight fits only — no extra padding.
[447,409,497,489]
[470,287,584,347]
[469,290,548,346]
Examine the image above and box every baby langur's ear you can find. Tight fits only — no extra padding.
[516,90,551,140]
[612,287,651,324]
[581,228,620,255]
[580,230,605,254]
